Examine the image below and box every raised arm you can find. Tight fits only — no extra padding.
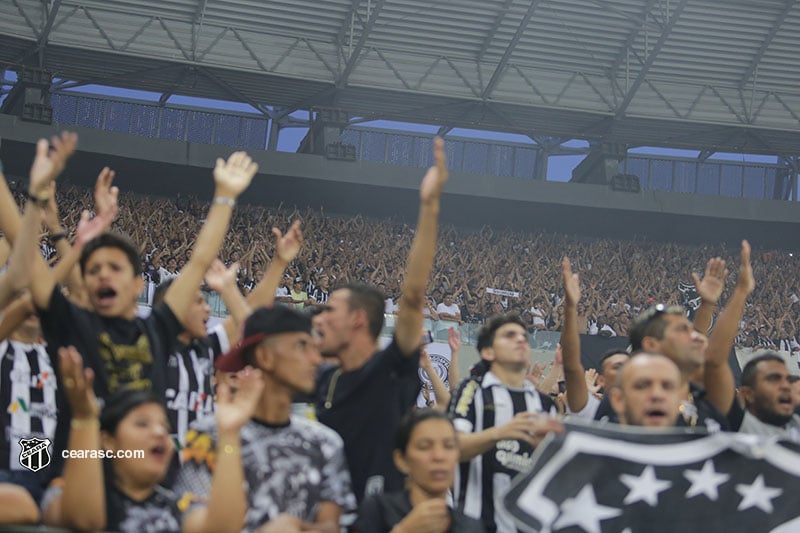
[692,257,728,335]
[0,182,46,308]
[704,241,753,415]
[395,138,448,356]
[560,257,589,413]
[205,259,250,345]
[447,326,461,392]
[420,349,450,411]
[6,134,79,310]
[164,152,257,325]
[45,346,104,531]
[182,368,263,533]
[246,221,303,309]
[0,136,75,308]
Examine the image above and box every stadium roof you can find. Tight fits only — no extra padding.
[2,0,800,155]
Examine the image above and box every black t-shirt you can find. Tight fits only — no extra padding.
[356,491,486,533]
[315,339,420,502]
[39,289,183,475]
[674,382,730,432]
[106,481,181,533]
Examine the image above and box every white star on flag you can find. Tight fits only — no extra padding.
[552,484,622,533]
[684,460,730,501]
[619,465,672,506]
[736,474,783,513]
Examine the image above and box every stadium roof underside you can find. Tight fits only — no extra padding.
[2,0,800,156]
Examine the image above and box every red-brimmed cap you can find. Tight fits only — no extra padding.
[215,306,311,373]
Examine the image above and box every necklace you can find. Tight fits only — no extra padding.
[324,368,343,409]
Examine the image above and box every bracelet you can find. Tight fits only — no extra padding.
[213,197,236,208]
[49,232,67,243]
[71,418,99,430]
[221,443,239,455]
[27,190,49,207]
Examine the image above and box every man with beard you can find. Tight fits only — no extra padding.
[733,353,800,443]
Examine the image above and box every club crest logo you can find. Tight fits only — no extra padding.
[18,437,51,473]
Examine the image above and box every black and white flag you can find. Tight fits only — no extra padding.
[503,422,800,532]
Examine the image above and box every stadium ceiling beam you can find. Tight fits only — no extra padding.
[614,0,688,119]
[9,0,63,66]
[697,150,715,162]
[272,86,338,121]
[586,0,663,31]
[476,0,515,61]
[437,126,453,137]
[191,0,210,61]
[737,0,794,89]
[336,0,387,88]
[607,0,660,81]
[158,65,190,106]
[335,0,365,48]
[481,0,543,100]
[196,67,272,118]
[52,63,183,91]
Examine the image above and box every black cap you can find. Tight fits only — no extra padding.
[215,306,311,372]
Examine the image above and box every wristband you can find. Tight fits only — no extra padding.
[71,418,99,430]
[49,232,67,243]
[213,196,236,208]
[221,443,239,455]
[27,190,49,207]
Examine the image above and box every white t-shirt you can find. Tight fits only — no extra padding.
[436,302,460,320]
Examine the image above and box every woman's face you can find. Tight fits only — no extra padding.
[395,419,459,497]
[104,403,173,487]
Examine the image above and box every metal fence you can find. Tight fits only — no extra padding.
[51,92,268,150]
[49,92,795,201]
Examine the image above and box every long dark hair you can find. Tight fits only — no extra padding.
[394,408,455,455]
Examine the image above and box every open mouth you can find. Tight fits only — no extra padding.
[644,409,668,423]
[150,445,168,459]
[95,287,117,307]
[778,396,794,407]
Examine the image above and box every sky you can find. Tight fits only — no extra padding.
[0,70,780,182]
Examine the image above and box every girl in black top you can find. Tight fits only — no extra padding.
[43,347,180,532]
[356,409,485,533]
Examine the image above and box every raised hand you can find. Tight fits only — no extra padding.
[58,346,99,420]
[213,151,258,198]
[216,366,264,434]
[448,326,461,354]
[736,240,755,295]
[420,137,448,205]
[93,167,119,221]
[692,257,728,305]
[525,361,545,387]
[562,257,581,306]
[272,220,303,263]
[205,258,239,292]
[28,132,78,196]
[584,368,602,397]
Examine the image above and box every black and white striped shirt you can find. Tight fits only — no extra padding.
[0,340,57,471]
[448,371,554,533]
[164,324,229,453]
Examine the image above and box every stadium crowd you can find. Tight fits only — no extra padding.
[0,133,798,533]
[10,179,800,351]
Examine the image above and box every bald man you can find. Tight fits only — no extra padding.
[609,352,688,428]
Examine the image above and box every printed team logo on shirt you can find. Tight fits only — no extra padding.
[7,398,58,418]
[18,437,51,472]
